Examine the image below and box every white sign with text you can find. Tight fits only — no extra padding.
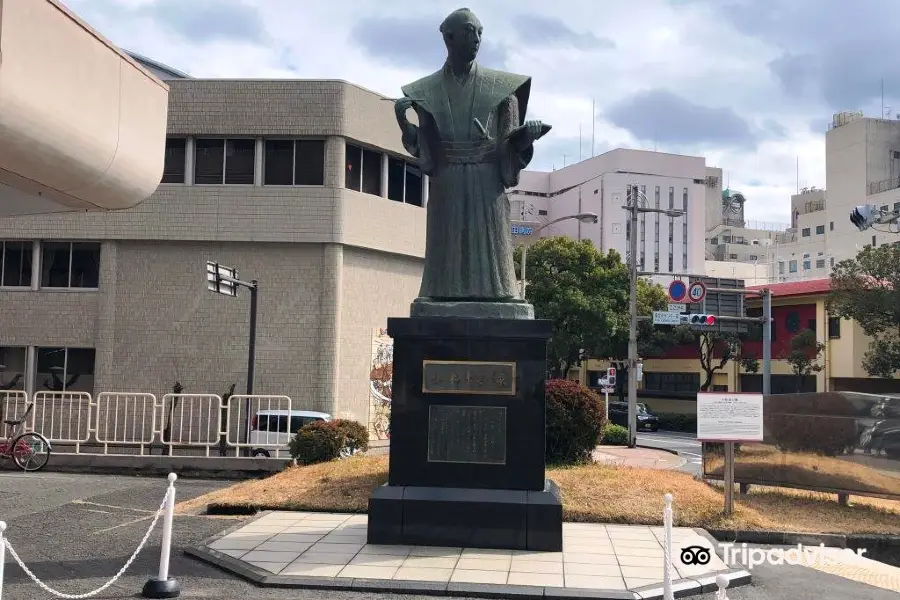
[697,392,764,441]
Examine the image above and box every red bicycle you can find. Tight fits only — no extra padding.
[0,403,51,471]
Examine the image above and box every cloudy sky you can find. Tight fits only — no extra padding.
[66,0,898,224]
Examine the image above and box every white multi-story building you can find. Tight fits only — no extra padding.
[509,149,709,278]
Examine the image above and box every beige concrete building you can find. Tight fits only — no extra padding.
[0,66,430,425]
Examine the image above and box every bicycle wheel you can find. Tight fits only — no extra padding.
[12,432,51,472]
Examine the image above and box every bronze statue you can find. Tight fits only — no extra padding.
[394,8,551,318]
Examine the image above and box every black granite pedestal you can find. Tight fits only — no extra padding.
[367,317,563,552]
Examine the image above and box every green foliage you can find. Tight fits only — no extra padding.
[741,356,760,374]
[828,244,900,377]
[545,379,606,464]
[289,421,346,465]
[514,237,672,378]
[600,423,629,445]
[655,412,697,433]
[781,329,825,390]
[332,419,370,454]
[765,393,858,456]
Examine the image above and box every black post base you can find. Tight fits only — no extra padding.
[368,479,563,552]
[141,577,181,598]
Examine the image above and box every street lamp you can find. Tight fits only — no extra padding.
[623,185,685,447]
[519,212,599,297]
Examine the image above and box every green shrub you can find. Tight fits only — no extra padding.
[289,421,345,465]
[600,423,628,445]
[765,393,858,456]
[332,419,370,455]
[545,379,606,464]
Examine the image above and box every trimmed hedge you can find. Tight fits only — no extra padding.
[600,423,629,445]
[655,412,697,433]
[289,419,369,465]
[545,379,606,464]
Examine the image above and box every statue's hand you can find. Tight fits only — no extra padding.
[394,97,415,126]
[523,120,549,143]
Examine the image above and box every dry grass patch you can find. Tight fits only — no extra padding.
[177,455,900,534]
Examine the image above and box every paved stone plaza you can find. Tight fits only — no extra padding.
[192,510,748,598]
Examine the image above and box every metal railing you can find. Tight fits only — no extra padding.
[0,391,328,458]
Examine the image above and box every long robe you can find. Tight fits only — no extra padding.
[401,61,535,301]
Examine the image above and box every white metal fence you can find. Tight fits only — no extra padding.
[0,390,324,458]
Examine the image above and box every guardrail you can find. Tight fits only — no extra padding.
[0,391,327,458]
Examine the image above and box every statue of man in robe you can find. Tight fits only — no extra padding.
[395,7,551,318]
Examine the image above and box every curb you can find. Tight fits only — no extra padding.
[707,529,900,567]
[184,513,752,600]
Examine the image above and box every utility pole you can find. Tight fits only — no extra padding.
[627,185,639,447]
[762,288,772,395]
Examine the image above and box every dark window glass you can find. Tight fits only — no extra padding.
[807,319,816,334]
[0,346,27,391]
[345,145,362,191]
[1,241,32,287]
[161,138,186,184]
[294,140,324,185]
[224,139,255,184]
[802,228,810,237]
[194,139,225,184]
[668,187,674,209]
[830,221,834,231]
[70,243,101,288]
[816,225,825,235]
[41,242,71,288]
[405,164,423,206]
[361,149,382,195]
[387,157,405,202]
[35,347,96,395]
[828,317,841,339]
[264,140,294,185]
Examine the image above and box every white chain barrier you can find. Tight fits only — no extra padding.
[663,493,674,600]
[0,473,179,600]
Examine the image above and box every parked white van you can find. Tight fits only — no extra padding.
[248,409,332,457]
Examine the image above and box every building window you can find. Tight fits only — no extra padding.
[1,241,32,287]
[749,254,758,261]
[654,186,660,208]
[801,228,810,237]
[830,221,834,231]
[778,261,785,274]
[40,242,100,289]
[872,234,877,247]
[668,256,674,271]
[815,225,825,235]
[789,260,797,273]
[538,209,547,216]
[387,157,423,206]
[161,138,186,184]
[802,258,811,270]
[0,346,27,391]
[710,237,718,245]
[827,317,841,339]
[264,139,325,186]
[345,144,384,195]
[35,347,96,395]
[894,202,900,212]
[194,138,255,185]
[668,186,674,210]
[723,235,732,243]
[830,257,835,267]
[729,253,738,260]
[881,204,889,213]
[807,318,817,334]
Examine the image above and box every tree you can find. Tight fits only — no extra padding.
[781,328,825,391]
[515,237,629,378]
[515,237,673,380]
[829,244,900,377]
[697,332,740,391]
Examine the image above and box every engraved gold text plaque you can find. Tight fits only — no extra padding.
[422,360,516,395]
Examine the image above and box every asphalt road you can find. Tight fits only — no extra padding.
[637,429,703,474]
[0,469,893,599]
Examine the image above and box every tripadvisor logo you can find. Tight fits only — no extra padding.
[677,535,868,570]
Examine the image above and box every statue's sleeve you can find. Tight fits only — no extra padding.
[498,93,533,188]
[411,108,436,176]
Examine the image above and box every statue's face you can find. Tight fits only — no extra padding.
[444,13,482,63]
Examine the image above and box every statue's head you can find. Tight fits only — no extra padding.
[440,8,482,64]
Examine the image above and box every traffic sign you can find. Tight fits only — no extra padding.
[688,281,707,303]
[668,280,687,302]
[668,303,686,312]
[601,387,614,394]
[653,311,681,325]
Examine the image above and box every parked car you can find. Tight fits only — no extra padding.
[248,409,332,457]
[608,401,659,432]
[859,419,900,459]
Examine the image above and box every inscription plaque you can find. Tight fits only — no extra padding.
[427,405,507,465]
[422,360,516,395]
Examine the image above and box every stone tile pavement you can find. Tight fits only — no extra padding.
[803,546,900,593]
[199,510,738,594]
[592,446,687,470]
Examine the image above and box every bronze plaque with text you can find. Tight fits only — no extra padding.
[422,360,516,395]
[427,405,507,464]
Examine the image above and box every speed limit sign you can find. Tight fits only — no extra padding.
[688,282,707,303]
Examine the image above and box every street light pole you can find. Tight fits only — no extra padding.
[627,185,639,447]
[519,212,599,299]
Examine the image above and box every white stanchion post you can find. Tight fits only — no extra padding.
[715,574,729,599]
[0,521,6,600]
[663,493,674,600]
[142,473,180,599]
